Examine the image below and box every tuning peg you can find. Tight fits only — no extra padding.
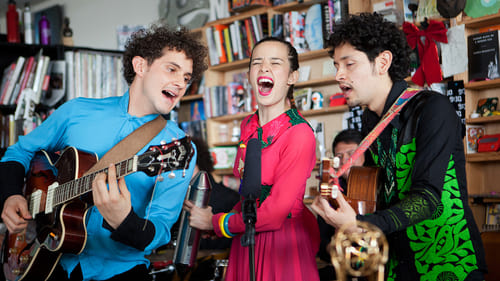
[160,140,167,145]
[168,171,176,179]
[157,175,164,182]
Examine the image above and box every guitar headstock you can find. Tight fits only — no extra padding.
[137,136,194,177]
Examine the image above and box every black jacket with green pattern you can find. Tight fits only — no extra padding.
[358,81,487,281]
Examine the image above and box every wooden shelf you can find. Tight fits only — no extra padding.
[209,49,329,72]
[300,105,349,117]
[466,151,500,163]
[298,49,329,60]
[213,168,234,176]
[467,115,500,125]
[205,7,270,27]
[210,58,250,72]
[212,141,239,147]
[470,194,500,204]
[460,13,500,29]
[209,105,348,122]
[465,78,500,90]
[272,0,325,13]
[210,112,252,122]
[180,94,203,102]
[295,76,337,88]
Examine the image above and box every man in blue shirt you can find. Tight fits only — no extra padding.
[0,25,208,281]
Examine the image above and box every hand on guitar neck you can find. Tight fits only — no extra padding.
[92,163,132,229]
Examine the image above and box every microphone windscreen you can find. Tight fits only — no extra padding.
[241,138,261,199]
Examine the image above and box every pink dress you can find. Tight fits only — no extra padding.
[212,109,320,281]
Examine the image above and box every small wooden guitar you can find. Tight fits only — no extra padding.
[2,137,194,281]
[319,159,380,214]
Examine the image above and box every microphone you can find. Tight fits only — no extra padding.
[240,138,261,247]
[240,138,262,200]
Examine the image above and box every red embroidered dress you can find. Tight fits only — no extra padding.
[212,109,320,281]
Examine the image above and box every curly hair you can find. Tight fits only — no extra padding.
[249,37,299,108]
[327,13,411,82]
[122,24,208,85]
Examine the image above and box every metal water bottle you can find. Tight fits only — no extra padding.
[38,13,51,45]
[23,2,34,44]
[173,170,211,269]
[6,0,20,43]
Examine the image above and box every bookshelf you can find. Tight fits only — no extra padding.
[0,42,124,154]
[189,0,373,193]
[455,13,500,263]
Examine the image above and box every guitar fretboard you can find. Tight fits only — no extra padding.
[51,157,137,207]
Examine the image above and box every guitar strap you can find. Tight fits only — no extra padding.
[330,88,421,185]
[83,115,167,175]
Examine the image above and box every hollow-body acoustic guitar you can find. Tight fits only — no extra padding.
[2,137,193,281]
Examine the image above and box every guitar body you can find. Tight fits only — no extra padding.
[2,137,194,281]
[319,160,381,214]
[3,147,97,281]
[346,166,380,214]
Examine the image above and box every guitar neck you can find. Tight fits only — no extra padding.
[50,156,138,207]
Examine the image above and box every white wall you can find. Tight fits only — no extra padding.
[1,0,162,50]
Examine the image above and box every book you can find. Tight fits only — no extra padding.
[227,82,245,114]
[244,18,256,53]
[293,88,312,111]
[32,55,51,103]
[305,4,324,51]
[210,146,237,169]
[0,63,16,104]
[467,30,500,82]
[190,99,205,121]
[2,56,26,105]
[65,50,75,100]
[213,24,228,64]
[466,125,485,154]
[205,26,219,65]
[222,26,234,63]
[41,60,66,107]
[15,56,36,104]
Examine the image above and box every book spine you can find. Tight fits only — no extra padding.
[2,56,26,105]
[223,27,234,63]
[0,63,16,104]
[16,56,35,104]
[213,24,228,64]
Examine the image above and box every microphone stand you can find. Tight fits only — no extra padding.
[241,196,257,281]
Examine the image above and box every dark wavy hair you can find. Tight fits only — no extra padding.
[122,25,208,85]
[191,137,214,174]
[249,37,299,108]
[327,13,411,82]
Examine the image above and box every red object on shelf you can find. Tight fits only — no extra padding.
[6,0,20,43]
[477,134,500,152]
[329,93,346,107]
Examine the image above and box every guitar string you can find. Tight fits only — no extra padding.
[143,145,165,231]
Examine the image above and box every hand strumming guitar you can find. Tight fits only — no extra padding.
[1,195,32,233]
[311,194,357,234]
[92,163,132,229]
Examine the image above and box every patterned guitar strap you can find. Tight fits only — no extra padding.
[326,88,421,195]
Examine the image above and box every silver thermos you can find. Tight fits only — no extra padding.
[173,170,211,270]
